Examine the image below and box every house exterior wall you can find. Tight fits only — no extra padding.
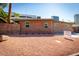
[0,19,73,34]
[19,19,54,34]
[19,19,73,34]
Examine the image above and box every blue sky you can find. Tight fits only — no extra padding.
[4,3,79,22]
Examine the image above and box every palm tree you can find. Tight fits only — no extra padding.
[0,3,7,8]
[0,3,8,23]
[14,12,20,17]
[12,12,20,24]
[0,3,12,23]
[7,3,12,24]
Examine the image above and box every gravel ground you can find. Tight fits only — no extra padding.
[0,34,79,56]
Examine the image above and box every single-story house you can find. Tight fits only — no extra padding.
[11,18,74,34]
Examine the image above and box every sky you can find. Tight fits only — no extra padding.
[4,3,79,22]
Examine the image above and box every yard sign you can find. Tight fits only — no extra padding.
[64,31,72,40]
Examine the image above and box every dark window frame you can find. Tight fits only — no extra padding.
[25,21,30,28]
[44,22,48,28]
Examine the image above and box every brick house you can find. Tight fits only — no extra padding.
[19,19,54,34]
[0,18,74,34]
[17,18,73,34]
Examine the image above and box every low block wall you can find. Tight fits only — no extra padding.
[0,23,20,34]
[53,22,73,33]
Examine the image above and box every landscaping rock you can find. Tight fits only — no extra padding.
[0,35,8,42]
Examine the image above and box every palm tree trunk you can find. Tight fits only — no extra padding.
[8,3,12,23]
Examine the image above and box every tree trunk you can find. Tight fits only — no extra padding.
[7,3,12,24]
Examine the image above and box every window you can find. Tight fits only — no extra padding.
[44,22,48,28]
[25,21,29,28]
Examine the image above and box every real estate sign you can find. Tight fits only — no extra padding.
[64,31,72,40]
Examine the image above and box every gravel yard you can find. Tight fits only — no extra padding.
[0,34,79,56]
